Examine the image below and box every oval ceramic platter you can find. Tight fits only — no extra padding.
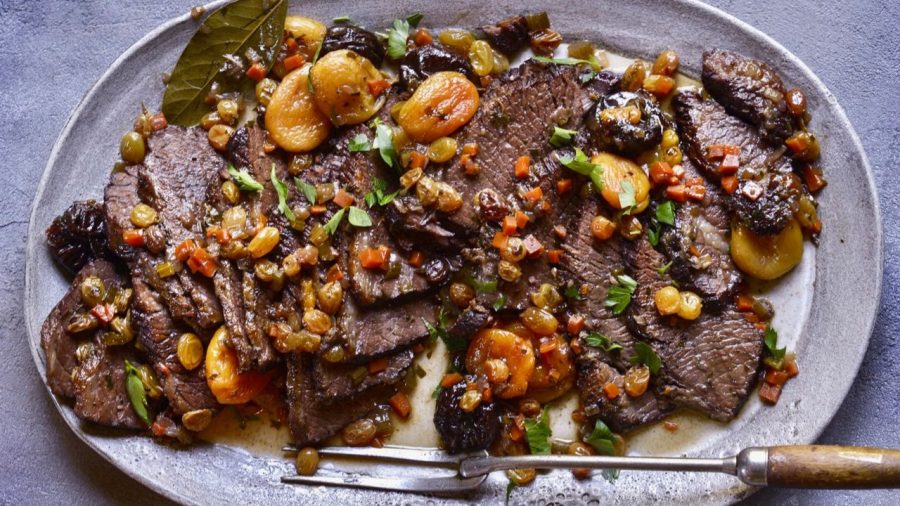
[25,0,882,504]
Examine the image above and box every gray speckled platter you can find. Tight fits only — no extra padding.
[25,0,882,504]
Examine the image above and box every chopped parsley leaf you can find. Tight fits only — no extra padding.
[559,148,605,191]
[604,274,637,315]
[533,56,593,66]
[630,341,661,374]
[523,407,552,455]
[656,200,676,226]
[492,293,507,311]
[364,177,399,207]
[657,261,673,276]
[348,133,372,152]
[580,69,597,83]
[431,383,443,399]
[763,327,787,369]
[584,332,623,352]
[270,164,295,222]
[424,316,465,352]
[373,121,399,168]
[324,208,346,235]
[332,15,352,23]
[647,225,660,247]
[294,177,317,205]
[565,284,586,301]
[618,181,636,212]
[348,206,372,227]
[387,14,424,60]
[549,126,577,147]
[584,419,620,483]
[227,165,263,192]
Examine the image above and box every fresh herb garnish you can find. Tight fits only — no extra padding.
[584,419,620,483]
[124,360,151,426]
[604,274,637,315]
[549,126,577,147]
[647,225,660,247]
[630,341,661,374]
[386,13,424,60]
[492,293,507,311]
[618,181,636,212]
[584,332,623,353]
[373,120,399,168]
[324,208,346,235]
[364,177,400,207]
[505,479,517,504]
[294,177,317,205]
[580,69,597,83]
[332,15,352,23]
[763,327,787,369]
[270,163,295,222]
[559,148,605,190]
[348,133,372,152]
[227,164,263,192]
[565,284,586,301]
[431,383,443,399]
[348,206,373,227]
[657,261,673,276]
[161,0,287,125]
[656,200,676,226]
[464,272,498,293]
[523,407,552,455]
[533,56,594,66]
[424,314,466,352]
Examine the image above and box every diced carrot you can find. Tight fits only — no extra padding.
[333,188,354,208]
[603,383,620,400]
[539,339,558,354]
[326,264,344,282]
[784,359,800,378]
[540,198,551,213]
[665,184,687,202]
[245,62,267,81]
[284,37,299,53]
[463,161,480,176]
[187,246,217,277]
[413,28,433,46]
[706,144,740,160]
[491,232,509,250]
[765,368,789,386]
[672,163,686,180]
[736,294,754,312]
[368,358,389,374]
[174,239,197,261]
[515,211,529,229]
[359,246,391,269]
[522,234,544,257]
[685,177,704,187]
[759,382,782,405]
[557,178,573,194]
[502,215,518,236]
[686,185,706,201]
[721,175,738,194]
[91,303,115,324]
[206,225,231,245]
[802,165,827,193]
[719,153,740,174]
[508,424,524,443]
[514,155,530,179]
[122,229,145,247]
[409,150,428,170]
[282,54,304,72]
[462,143,479,156]
[567,315,585,335]
[663,421,679,432]
[649,161,674,185]
[367,78,391,97]
[523,186,543,203]
[441,372,464,388]
[784,132,810,154]
[643,74,676,97]
[547,249,563,264]
[309,205,328,215]
[743,312,760,323]
[412,343,425,354]
[481,387,493,403]
[408,251,424,268]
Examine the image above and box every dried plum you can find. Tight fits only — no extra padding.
[434,379,501,453]
[587,91,664,156]
[481,16,530,55]
[46,200,111,275]
[320,25,385,67]
[400,44,474,90]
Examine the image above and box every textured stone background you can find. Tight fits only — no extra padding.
[0,0,897,504]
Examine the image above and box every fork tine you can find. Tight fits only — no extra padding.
[281,473,486,494]
[282,444,481,465]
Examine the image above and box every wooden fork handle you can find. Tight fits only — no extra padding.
[766,445,900,488]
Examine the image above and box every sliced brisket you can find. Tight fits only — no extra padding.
[72,341,145,429]
[313,348,413,403]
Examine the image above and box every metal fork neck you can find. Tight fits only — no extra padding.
[459,454,736,479]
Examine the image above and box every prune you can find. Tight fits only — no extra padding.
[320,25,385,67]
[423,257,451,285]
[46,200,111,275]
[587,91,664,156]
[399,44,474,90]
[481,16,530,55]
[434,379,501,453]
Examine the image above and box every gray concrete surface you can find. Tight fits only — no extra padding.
[0,0,897,504]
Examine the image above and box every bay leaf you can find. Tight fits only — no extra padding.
[162,0,287,126]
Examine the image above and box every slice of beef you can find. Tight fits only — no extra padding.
[130,275,219,415]
[313,348,413,403]
[287,353,393,446]
[701,49,793,144]
[332,297,433,362]
[674,89,799,235]
[386,195,461,251]
[626,237,764,421]
[137,126,224,330]
[658,159,742,309]
[72,341,146,429]
[400,44,474,90]
[575,343,672,432]
[41,260,122,399]
[45,200,112,275]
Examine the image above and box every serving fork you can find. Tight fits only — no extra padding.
[282,444,900,494]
